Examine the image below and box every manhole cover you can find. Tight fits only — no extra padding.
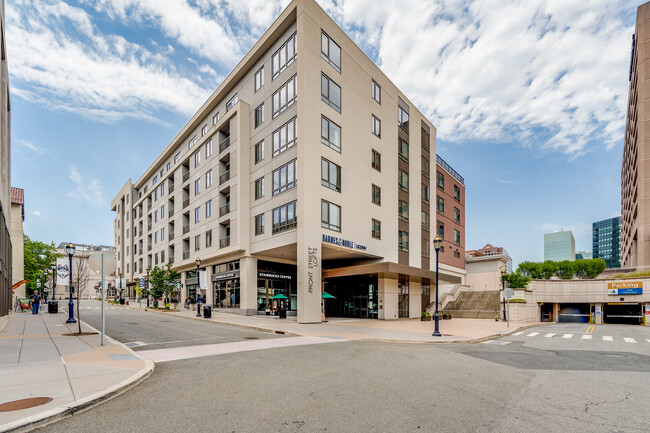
[244,337,259,340]
[0,397,53,412]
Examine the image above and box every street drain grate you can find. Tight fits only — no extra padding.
[244,337,259,340]
[0,397,53,412]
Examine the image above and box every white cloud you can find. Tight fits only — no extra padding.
[67,166,104,205]
[18,140,45,156]
[32,210,41,216]
[497,179,517,185]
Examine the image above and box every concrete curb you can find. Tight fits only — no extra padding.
[0,320,155,433]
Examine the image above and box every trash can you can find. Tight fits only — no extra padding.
[278,309,287,319]
[48,301,58,314]
[120,298,125,305]
[203,305,212,318]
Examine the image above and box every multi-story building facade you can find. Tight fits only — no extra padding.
[112,0,463,322]
[0,0,11,320]
[544,230,575,262]
[593,216,621,269]
[622,1,650,268]
[10,188,24,304]
[53,243,117,300]
[466,243,512,273]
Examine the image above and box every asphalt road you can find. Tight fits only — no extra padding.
[39,305,650,433]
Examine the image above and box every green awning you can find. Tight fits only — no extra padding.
[322,292,336,299]
[270,293,289,299]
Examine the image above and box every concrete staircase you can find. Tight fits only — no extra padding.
[442,290,499,319]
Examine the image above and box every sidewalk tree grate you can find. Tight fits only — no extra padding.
[0,397,53,412]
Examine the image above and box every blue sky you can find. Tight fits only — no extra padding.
[7,0,636,266]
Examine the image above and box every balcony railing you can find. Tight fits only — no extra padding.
[219,170,230,185]
[147,203,152,211]
[220,237,230,248]
[169,231,175,241]
[148,245,152,252]
[169,184,174,193]
[219,203,230,217]
[219,136,230,153]
[147,223,152,231]
[168,208,174,217]
[183,224,190,235]
[183,251,190,260]
[183,198,190,208]
[169,256,174,264]
[183,172,190,183]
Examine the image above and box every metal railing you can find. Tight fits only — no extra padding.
[169,184,174,193]
[220,237,230,248]
[219,136,230,153]
[169,256,174,264]
[183,251,190,260]
[169,231,174,240]
[436,154,465,185]
[147,223,152,231]
[183,198,190,208]
[148,245,152,252]
[183,224,190,235]
[182,172,190,183]
[147,203,152,211]
[168,208,174,217]
[219,203,230,217]
[219,170,230,185]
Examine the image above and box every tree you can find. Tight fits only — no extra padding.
[584,258,606,279]
[517,261,541,279]
[72,249,91,334]
[555,260,575,279]
[505,271,531,289]
[149,264,181,308]
[540,261,557,279]
[24,235,60,296]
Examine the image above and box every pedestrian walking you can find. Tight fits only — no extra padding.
[31,290,42,314]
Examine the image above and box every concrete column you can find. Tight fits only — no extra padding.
[553,303,559,323]
[594,303,603,325]
[204,267,213,307]
[181,271,188,303]
[379,276,398,320]
[240,256,258,316]
[409,279,421,318]
[645,303,650,326]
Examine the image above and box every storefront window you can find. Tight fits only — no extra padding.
[398,274,409,318]
[212,260,240,308]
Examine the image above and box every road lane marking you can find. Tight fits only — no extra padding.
[624,338,637,343]
[512,332,524,336]
[527,332,539,337]
[581,335,592,340]
[482,341,512,345]
[603,336,613,341]
[562,334,573,339]
[544,333,556,338]
[647,339,650,344]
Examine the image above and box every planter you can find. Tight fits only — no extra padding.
[421,316,432,321]
[153,300,159,308]
[165,303,171,309]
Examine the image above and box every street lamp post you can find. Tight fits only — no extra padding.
[195,258,202,317]
[51,263,56,301]
[432,235,443,337]
[65,243,77,323]
[145,267,150,308]
[501,268,507,322]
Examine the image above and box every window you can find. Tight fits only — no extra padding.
[321,116,341,152]
[160,183,165,197]
[422,184,430,202]
[437,196,444,214]
[255,213,265,235]
[454,185,461,201]
[195,179,200,195]
[372,219,381,239]
[399,200,408,221]
[154,189,158,201]
[272,32,297,79]
[272,201,297,233]
[454,250,461,258]
[372,149,381,171]
[454,207,460,224]
[372,184,381,206]
[226,94,238,111]
[422,211,430,229]
[399,231,409,251]
[272,117,297,157]
[437,172,444,189]
[206,139,212,158]
[153,175,158,185]
[161,205,165,218]
[255,66,264,91]
[398,274,409,317]
[194,151,201,168]
[201,124,207,136]
[321,159,341,192]
[155,232,158,244]
[206,200,213,218]
[161,227,165,241]
[272,75,297,118]
[321,73,341,112]
[255,141,264,163]
[206,170,212,188]
[255,177,265,199]
[454,229,461,245]
[206,230,213,248]
[371,80,381,103]
[398,170,409,192]
[272,159,297,195]
[255,103,265,127]
[167,162,171,171]
[212,112,220,125]
[126,228,129,239]
[194,206,201,223]
[398,138,409,162]
[398,105,409,131]
[154,210,159,223]
[438,222,444,237]
[371,115,381,137]
[126,212,129,222]
[174,152,180,164]
[188,136,196,149]
[321,200,341,231]
[126,194,130,204]
[422,239,430,258]
[321,31,341,72]
[422,157,430,177]
[195,234,201,251]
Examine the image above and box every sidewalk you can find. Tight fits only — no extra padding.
[123,300,541,343]
[0,309,154,433]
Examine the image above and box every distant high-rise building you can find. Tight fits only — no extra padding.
[593,216,621,269]
[575,251,592,260]
[544,230,575,262]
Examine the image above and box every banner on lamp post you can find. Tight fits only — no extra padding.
[56,258,70,286]
[199,270,208,290]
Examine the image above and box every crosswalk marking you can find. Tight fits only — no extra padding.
[562,334,573,339]
[647,339,650,344]
[624,338,637,343]
[527,332,539,337]
[603,336,613,341]
[544,333,556,338]
[581,335,592,340]
[513,332,524,336]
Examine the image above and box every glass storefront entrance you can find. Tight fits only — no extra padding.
[256,261,296,314]
[212,260,240,308]
[324,275,378,319]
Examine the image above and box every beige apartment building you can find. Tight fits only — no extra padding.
[0,0,11,320]
[111,0,465,322]
[622,1,650,269]
[10,188,24,305]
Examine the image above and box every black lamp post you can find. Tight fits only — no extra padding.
[145,267,150,308]
[51,263,56,301]
[195,258,202,317]
[432,235,443,337]
[65,243,77,323]
[501,268,507,322]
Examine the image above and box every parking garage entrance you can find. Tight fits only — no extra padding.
[323,275,378,319]
[603,303,644,325]
[558,303,590,323]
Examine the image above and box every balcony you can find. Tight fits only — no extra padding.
[219,170,230,185]
[183,198,190,209]
[147,203,152,211]
[169,256,174,264]
[169,184,175,193]
[183,224,190,235]
[183,172,190,183]
[183,251,190,260]
[147,223,152,231]
[148,245,152,252]
[219,136,230,153]
[169,231,175,241]
[219,203,230,217]
[220,237,230,248]
[169,207,174,217]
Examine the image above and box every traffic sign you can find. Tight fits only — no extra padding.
[504,288,515,300]
[88,252,117,274]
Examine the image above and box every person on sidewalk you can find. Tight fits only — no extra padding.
[31,290,42,314]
